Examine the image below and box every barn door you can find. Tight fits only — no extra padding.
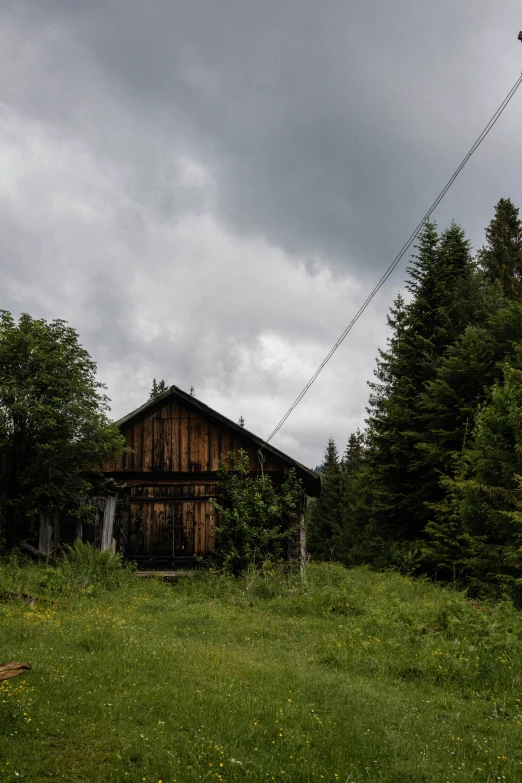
[172,502,195,558]
[125,496,205,563]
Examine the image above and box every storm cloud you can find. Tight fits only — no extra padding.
[1,0,521,465]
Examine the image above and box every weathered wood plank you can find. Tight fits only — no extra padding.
[153,418,164,471]
[164,415,172,472]
[131,421,141,472]
[143,501,152,555]
[209,425,219,472]
[186,502,195,556]
[171,406,180,472]
[143,415,153,471]
[100,496,117,551]
[180,409,189,472]
[208,502,216,552]
[0,662,31,681]
[189,412,200,470]
[200,419,210,471]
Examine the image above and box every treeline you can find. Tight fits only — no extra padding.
[308,198,522,601]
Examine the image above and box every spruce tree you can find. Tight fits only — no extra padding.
[307,438,342,560]
[338,430,366,561]
[478,198,522,299]
[416,301,522,484]
[364,220,479,549]
[422,428,477,588]
[451,358,522,600]
[149,378,168,399]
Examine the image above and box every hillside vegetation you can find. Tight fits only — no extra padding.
[309,198,522,602]
[1,558,522,782]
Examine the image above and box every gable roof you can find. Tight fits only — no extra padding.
[116,384,320,493]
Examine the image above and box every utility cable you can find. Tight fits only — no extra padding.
[261,71,522,448]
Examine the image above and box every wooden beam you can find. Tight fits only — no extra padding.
[100,496,117,551]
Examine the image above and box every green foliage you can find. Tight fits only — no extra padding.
[415,301,522,486]
[454,359,522,600]
[2,563,522,782]
[335,199,522,600]
[422,431,478,587]
[208,450,302,573]
[0,541,133,597]
[149,378,168,399]
[365,218,480,545]
[0,312,125,544]
[61,540,133,592]
[478,197,522,299]
[307,437,341,559]
[337,430,366,558]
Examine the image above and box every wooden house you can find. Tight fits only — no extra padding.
[81,385,320,568]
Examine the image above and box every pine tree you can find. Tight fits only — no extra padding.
[364,220,479,547]
[416,301,522,486]
[307,438,342,560]
[478,198,522,299]
[454,355,522,599]
[149,378,168,400]
[338,430,366,560]
[422,428,477,588]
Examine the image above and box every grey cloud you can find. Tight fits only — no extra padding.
[1,0,521,465]
[4,0,521,269]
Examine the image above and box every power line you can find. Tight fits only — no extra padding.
[263,71,522,447]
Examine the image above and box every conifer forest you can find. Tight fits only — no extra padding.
[308,197,522,602]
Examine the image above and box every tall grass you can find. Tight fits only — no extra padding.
[1,560,521,782]
[0,541,134,598]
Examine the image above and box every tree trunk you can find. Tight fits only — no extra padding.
[38,514,53,555]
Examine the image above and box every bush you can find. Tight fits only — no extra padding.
[208,450,302,573]
[0,542,134,598]
[61,541,133,592]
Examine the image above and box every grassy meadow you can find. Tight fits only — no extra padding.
[1,554,522,782]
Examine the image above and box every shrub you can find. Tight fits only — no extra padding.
[208,450,302,573]
[61,541,133,592]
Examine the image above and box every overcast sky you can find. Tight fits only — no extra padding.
[1,1,521,467]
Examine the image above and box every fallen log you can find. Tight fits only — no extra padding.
[20,542,46,560]
[0,590,35,606]
[0,662,32,681]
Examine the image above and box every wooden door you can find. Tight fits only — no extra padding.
[172,501,195,557]
[127,499,198,560]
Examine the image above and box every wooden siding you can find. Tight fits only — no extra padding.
[101,391,317,565]
[103,400,288,478]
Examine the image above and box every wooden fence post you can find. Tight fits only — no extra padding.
[100,495,117,551]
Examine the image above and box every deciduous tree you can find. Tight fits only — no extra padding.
[0,312,124,546]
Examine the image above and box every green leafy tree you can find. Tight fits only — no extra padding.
[209,449,302,573]
[478,198,522,299]
[149,378,168,399]
[307,438,341,560]
[0,312,125,545]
